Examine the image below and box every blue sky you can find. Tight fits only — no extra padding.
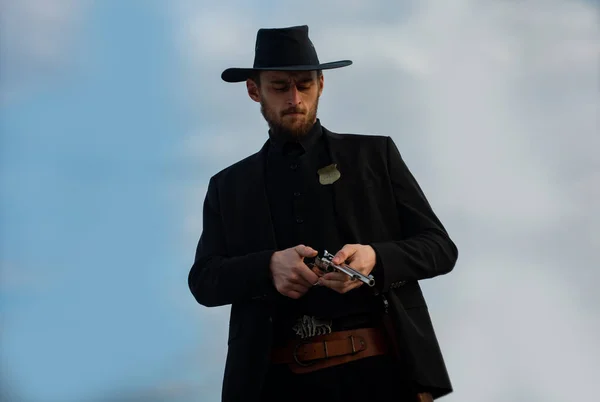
[2,1,203,400]
[2,1,599,401]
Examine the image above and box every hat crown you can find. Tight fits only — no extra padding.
[220,24,351,83]
[253,25,320,68]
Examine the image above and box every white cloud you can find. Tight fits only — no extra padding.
[0,0,90,103]
[171,0,600,400]
[434,253,600,402]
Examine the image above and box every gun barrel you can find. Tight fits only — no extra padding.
[330,262,375,287]
[310,251,376,287]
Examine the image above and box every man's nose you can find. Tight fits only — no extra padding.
[287,86,302,106]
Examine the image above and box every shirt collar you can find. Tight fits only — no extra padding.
[268,119,323,156]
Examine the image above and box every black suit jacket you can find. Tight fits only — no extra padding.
[188,126,459,401]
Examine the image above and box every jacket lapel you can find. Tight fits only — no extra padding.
[322,128,362,241]
[235,141,278,253]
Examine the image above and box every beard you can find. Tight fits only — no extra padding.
[260,95,320,142]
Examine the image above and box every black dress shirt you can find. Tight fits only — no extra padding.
[265,119,383,343]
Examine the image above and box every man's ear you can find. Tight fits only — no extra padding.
[318,73,324,96]
[246,79,261,103]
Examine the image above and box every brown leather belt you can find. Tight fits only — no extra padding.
[270,326,434,401]
[270,327,390,374]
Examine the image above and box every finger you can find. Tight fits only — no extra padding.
[320,280,349,294]
[294,244,318,258]
[311,266,326,277]
[340,279,363,293]
[286,290,306,299]
[315,277,337,290]
[288,271,314,288]
[286,266,319,288]
[346,280,364,292]
[322,272,353,282]
[345,260,368,275]
[332,244,357,265]
[318,277,359,294]
[296,263,320,285]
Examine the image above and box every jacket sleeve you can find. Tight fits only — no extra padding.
[370,136,458,293]
[188,176,278,307]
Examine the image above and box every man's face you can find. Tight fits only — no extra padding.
[247,70,324,141]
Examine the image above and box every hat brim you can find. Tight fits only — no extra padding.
[221,60,352,83]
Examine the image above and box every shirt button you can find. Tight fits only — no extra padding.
[290,163,298,170]
[296,218,304,224]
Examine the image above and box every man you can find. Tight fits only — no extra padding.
[188,25,458,402]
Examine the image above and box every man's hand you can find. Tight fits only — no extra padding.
[269,245,320,299]
[318,244,377,294]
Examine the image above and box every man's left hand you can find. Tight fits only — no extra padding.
[317,244,376,294]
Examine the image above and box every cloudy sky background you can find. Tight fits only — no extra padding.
[1,0,598,401]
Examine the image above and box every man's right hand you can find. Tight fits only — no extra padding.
[269,245,320,299]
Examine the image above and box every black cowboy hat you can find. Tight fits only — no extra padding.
[221,25,352,83]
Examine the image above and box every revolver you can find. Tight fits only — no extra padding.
[308,250,375,287]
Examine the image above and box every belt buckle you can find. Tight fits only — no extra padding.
[292,315,332,339]
[292,342,315,367]
[292,340,329,367]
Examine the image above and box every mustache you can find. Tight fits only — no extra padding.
[282,108,306,115]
